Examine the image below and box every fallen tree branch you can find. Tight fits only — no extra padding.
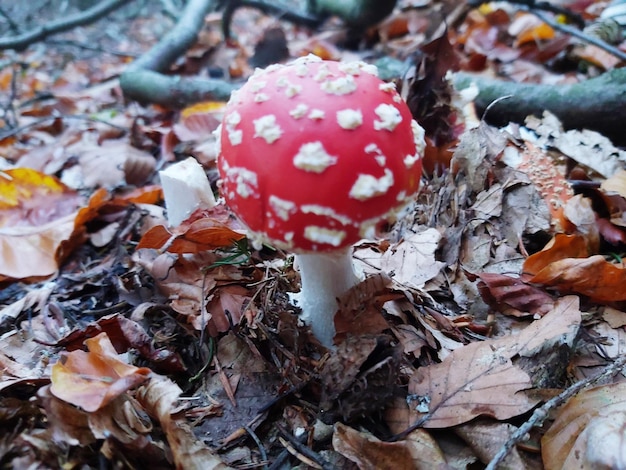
[0,0,129,51]
[453,69,626,145]
[120,0,236,108]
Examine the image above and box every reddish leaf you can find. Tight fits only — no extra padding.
[138,206,245,253]
[477,272,554,317]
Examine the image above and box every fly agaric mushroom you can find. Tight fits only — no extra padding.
[216,55,425,347]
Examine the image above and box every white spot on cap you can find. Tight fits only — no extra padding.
[292,54,322,65]
[321,76,357,95]
[304,226,346,247]
[249,80,267,92]
[290,103,309,119]
[301,204,353,225]
[339,60,378,77]
[254,93,269,102]
[336,109,363,130]
[349,169,394,200]
[365,143,386,166]
[374,104,402,132]
[285,83,302,98]
[379,82,396,93]
[225,111,243,146]
[412,120,426,156]
[226,167,258,198]
[269,195,297,221]
[404,154,420,168]
[308,109,325,120]
[293,142,337,173]
[313,63,331,82]
[254,115,283,144]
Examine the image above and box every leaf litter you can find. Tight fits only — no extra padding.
[1,1,626,469]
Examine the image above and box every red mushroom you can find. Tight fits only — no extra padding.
[217,55,425,347]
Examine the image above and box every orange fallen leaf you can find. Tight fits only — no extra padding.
[522,233,589,279]
[527,255,626,302]
[138,206,245,253]
[50,332,151,412]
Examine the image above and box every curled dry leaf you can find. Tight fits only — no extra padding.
[332,422,417,470]
[50,332,152,412]
[477,272,555,317]
[409,296,581,428]
[138,206,246,253]
[542,382,626,470]
[528,255,626,302]
[522,233,589,278]
[137,375,233,469]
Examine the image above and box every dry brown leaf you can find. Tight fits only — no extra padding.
[409,296,581,428]
[356,229,445,290]
[542,382,626,470]
[601,169,626,198]
[332,422,416,470]
[137,375,233,469]
[455,420,528,468]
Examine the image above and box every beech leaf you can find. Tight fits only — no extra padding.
[409,296,581,428]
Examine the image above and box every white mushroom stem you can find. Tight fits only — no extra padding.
[295,248,362,347]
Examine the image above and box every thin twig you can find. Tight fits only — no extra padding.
[45,39,140,58]
[486,354,626,469]
[0,114,128,140]
[245,425,269,469]
[526,8,626,62]
[0,0,131,51]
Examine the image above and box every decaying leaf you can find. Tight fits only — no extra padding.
[332,422,417,470]
[50,333,152,412]
[137,374,233,469]
[409,296,581,428]
[138,206,246,253]
[542,382,626,470]
[320,335,401,423]
[477,272,555,317]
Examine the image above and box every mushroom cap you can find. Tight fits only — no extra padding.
[217,56,425,252]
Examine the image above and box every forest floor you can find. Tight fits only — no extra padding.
[1,0,626,469]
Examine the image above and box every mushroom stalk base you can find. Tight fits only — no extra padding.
[295,249,361,347]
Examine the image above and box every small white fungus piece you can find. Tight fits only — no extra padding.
[349,169,394,200]
[373,104,402,132]
[254,93,269,103]
[293,142,337,173]
[253,115,283,144]
[336,109,363,130]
